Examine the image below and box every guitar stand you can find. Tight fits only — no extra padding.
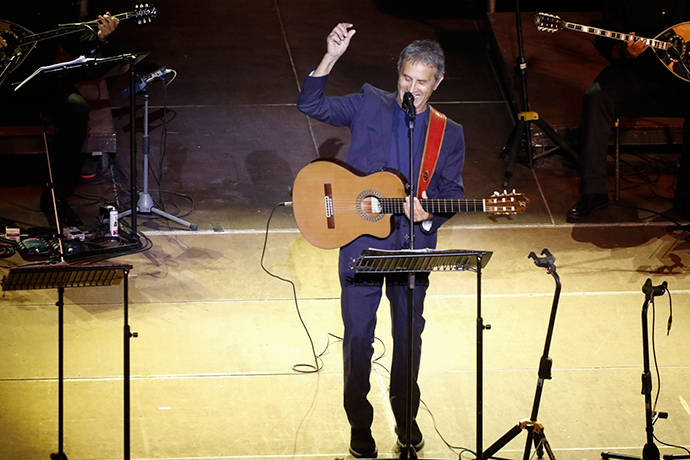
[500,0,578,188]
[483,249,561,460]
[601,279,669,460]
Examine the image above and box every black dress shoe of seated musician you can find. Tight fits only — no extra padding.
[40,189,83,228]
[395,419,425,452]
[349,428,377,458]
[566,193,609,220]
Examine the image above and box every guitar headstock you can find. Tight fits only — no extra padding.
[132,4,157,24]
[533,12,564,33]
[486,190,530,215]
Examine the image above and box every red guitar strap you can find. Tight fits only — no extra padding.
[417,106,447,198]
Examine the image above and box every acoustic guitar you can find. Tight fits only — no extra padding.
[0,4,157,85]
[533,12,690,82]
[292,158,530,249]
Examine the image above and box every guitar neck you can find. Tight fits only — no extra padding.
[561,21,669,50]
[18,11,138,45]
[382,198,487,214]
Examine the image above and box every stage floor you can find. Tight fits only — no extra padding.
[1,1,689,459]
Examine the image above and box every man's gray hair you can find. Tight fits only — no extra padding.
[397,39,445,83]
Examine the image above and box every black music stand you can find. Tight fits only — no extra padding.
[601,279,670,460]
[483,249,561,460]
[13,52,149,239]
[1,263,135,460]
[352,248,492,460]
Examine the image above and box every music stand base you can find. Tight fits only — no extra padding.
[602,443,660,460]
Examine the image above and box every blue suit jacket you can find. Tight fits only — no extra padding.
[297,73,466,251]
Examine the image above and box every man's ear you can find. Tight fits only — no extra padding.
[433,74,444,90]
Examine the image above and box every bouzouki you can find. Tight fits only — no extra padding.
[533,12,690,82]
[0,4,157,85]
[292,158,530,249]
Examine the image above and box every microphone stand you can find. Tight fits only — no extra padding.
[119,71,198,230]
[401,98,417,459]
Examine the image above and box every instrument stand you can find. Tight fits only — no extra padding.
[601,279,669,460]
[352,248,492,460]
[500,0,578,188]
[2,263,134,460]
[483,249,561,460]
[119,91,198,230]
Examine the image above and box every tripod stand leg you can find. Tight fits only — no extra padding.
[534,431,556,460]
[502,119,527,188]
[533,117,579,164]
[150,206,199,230]
[483,423,523,459]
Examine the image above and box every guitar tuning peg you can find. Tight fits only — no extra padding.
[512,189,516,194]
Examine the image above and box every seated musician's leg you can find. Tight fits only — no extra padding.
[568,63,662,220]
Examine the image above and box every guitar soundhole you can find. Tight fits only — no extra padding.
[0,31,18,69]
[356,190,385,222]
[667,34,687,63]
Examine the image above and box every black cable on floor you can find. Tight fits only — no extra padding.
[260,201,323,373]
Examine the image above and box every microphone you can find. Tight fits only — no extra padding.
[402,92,416,120]
[122,66,173,97]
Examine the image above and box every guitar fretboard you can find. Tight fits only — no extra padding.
[562,22,669,50]
[381,198,487,214]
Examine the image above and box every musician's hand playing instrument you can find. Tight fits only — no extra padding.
[404,191,433,223]
[97,12,120,42]
[623,32,648,58]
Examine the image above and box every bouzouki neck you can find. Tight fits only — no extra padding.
[16,8,156,45]
[533,12,670,50]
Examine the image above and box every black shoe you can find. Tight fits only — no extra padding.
[349,428,377,458]
[566,193,609,220]
[395,419,425,452]
[40,188,83,228]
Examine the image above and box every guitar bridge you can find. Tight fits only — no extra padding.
[324,184,335,229]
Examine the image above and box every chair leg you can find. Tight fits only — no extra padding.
[615,117,620,202]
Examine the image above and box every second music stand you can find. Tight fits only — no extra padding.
[352,248,492,460]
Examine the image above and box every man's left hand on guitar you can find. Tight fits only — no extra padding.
[619,32,648,59]
[97,12,120,42]
[404,191,433,223]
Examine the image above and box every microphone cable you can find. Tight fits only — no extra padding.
[260,201,325,373]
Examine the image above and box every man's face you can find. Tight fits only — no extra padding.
[396,59,444,114]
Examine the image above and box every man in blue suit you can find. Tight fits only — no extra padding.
[297,22,465,458]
